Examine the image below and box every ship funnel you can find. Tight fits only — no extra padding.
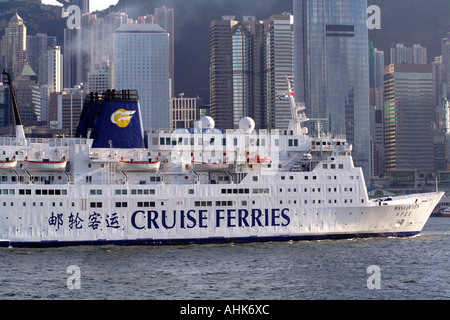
[90,90,145,149]
[75,92,101,139]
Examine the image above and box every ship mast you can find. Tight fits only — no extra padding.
[285,75,309,136]
[1,70,26,145]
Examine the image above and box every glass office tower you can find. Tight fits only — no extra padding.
[294,0,371,183]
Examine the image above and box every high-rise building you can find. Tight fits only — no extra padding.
[0,13,27,77]
[369,42,385,177]
[26,33,57,84]
[87,61,110,94]
[209,14,294,131]
[390,43,428,65]
[56,87,84,135]
[231,16,266,129]
[384,64,435,174]
[209,16,238,130]
[42,46,63,93]
[442,32,450,99]
[13,62,41,124]
[432,56,447,129]
[264,14,294,130]
[294,0,371,182]
[112,24,170,131]
[152,6,175,97]
[413,44,428,64]
[0,81,12,127]
[40,84,50,126]
[63,27,82,89]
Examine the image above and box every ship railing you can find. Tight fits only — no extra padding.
[0,137,87,147]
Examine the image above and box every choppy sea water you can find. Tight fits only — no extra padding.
[0,218,448,301]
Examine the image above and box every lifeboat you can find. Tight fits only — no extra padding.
[0,156,17,170]
[24,156,67,171]
[119,158,160,172]
[191,158,229,172]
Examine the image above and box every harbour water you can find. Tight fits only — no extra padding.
[0,217,448,301]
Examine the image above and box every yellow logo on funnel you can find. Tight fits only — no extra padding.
[111,109,136,128]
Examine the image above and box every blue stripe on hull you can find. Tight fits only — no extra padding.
[1,231,421,248]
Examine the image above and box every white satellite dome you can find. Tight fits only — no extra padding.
[239,117,255,133]
[199,116,215,129]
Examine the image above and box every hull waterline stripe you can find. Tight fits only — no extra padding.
[1,231,420,248]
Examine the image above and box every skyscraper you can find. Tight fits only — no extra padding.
[113,24,170,131]
[0,13,27,77]
[384,64,435,173]
[442,32,450,99]
[294,0,371,182]
[40,46,63,93]
[63,27,82,89]
[369,42,385,177]
[264,14,294,130]
[209,16,238,130]
[153,6,175,97]
[209,14,294,131]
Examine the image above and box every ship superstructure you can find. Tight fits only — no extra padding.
[0,72,443,247]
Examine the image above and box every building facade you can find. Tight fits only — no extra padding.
[13,63,41,124]
[87,61,110,94]
[390,43,428,65]
[293,0,371,182]
[172,94,203,129]
[113,24,170,132]
[384,64,435,174]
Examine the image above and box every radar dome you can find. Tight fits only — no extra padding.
[199,116,215,129]
[239,117,255,133]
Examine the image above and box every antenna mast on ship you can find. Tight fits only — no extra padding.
[285,75,309,136]
[1,70,26,145]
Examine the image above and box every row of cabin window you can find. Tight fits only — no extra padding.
[158,137,268,147]
[114,189,156,195]
[16,189,68,195]
[2,201,67,207]
[278,187,354,193]
[2,176,64,182]
[196,201,236,207]
[220,188,271,195]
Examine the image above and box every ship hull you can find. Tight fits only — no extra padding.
[0,183,442,247]
[0,231,421,248]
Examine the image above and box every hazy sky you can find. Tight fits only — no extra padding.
[42,0,119,12]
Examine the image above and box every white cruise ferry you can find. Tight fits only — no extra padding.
[0,71,443,247]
